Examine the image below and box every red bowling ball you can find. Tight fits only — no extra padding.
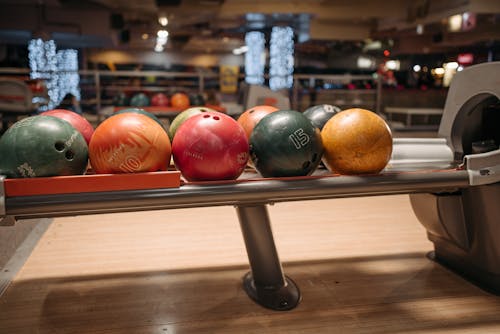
[41,109,94,144]
[151,93,169,107]
[172,112,249,181]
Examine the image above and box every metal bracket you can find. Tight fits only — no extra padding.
[464,148,500,186]
[0,175,5,218]
[0,175,16,226]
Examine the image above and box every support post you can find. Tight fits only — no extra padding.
[236,204,300,310]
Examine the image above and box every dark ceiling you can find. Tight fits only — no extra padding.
[0,0,499,58]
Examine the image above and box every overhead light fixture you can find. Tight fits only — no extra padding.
[444,61,459,70]
[157,30,169,38]
[158,16,168,27]
[416,24,424,35]
[142,33,149,40]
[448,14,462,32]
[413,64,421,72]
[385,60,400,71]
[232,45,248,55]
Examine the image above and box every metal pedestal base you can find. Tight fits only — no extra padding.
[242,271,300,311]
[236,204,301,310]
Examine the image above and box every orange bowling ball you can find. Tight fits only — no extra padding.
[237,105,279,139]
[321,108,392,175]
[89,113,171,173]
[170,92,190,109]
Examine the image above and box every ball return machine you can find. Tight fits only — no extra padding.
[1,62,499,311]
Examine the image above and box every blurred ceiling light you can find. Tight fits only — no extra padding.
[142,33,149,40]
[448,14,462,32]
[432,67,445,75]
[413,64,421,72]
[416,24,424,35]
[157,30,169,38]
[357,56,374,69]
[444,61,459,69]
[363,40,382,51]
[154,44,164,52]
[232,45,248,55]
[158,16,168,26]
[385,60,400,71]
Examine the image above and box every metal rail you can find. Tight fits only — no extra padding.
[4,169,469,220]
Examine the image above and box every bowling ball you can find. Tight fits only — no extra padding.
[151,93,169,107]
[113,92,129,106]
[303,104,341,130]
[130,93,150,107]
[170,92,190,109]
[0,116,88,178]
[189,93,205,106]
[168,106,218,142]
[115,108,165,131]
[249,110,323,177]
[321,108,393,175]
[237,105,279,139]
[89,113,171,174]
[41,109,94,144]
[172,112,248,181]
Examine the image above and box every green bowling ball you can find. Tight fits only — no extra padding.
[130,93,150,107]
[249,110,324,177]
[113,92,129,106]
[0,116,88,178]
[303,104,341,130]
[168,106,218,142]
[189,93,205,106]
[115,108,165,131]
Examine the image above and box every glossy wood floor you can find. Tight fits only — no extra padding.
[1,195,499,333]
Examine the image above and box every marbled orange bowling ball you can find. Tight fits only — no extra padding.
[237,105,279,139]
[321,108,392,175]
[170,92,190,110]
[89,113,171,173]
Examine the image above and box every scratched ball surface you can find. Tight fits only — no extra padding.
[0,116,88,178]
[321,108,393,175]
[249,110,323,177]
[172,112,249,181]
[89,113,171,174]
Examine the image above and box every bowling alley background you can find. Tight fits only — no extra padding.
[0,1,500,333]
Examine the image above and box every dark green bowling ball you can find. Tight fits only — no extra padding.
[113,92,129,106]
[130,93,150,107]
[249,110,324,177]
[0,116,88,178]
[303,104,341,130]
[189,93,205,106]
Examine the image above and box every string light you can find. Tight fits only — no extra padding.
[244,31,265,85]
[28,39,80,110]
[57,49,81,103]
[269,26,294,91]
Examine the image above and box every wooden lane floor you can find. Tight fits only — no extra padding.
[1,195,499,333]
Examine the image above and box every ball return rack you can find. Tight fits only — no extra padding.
[1,63,499,311]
